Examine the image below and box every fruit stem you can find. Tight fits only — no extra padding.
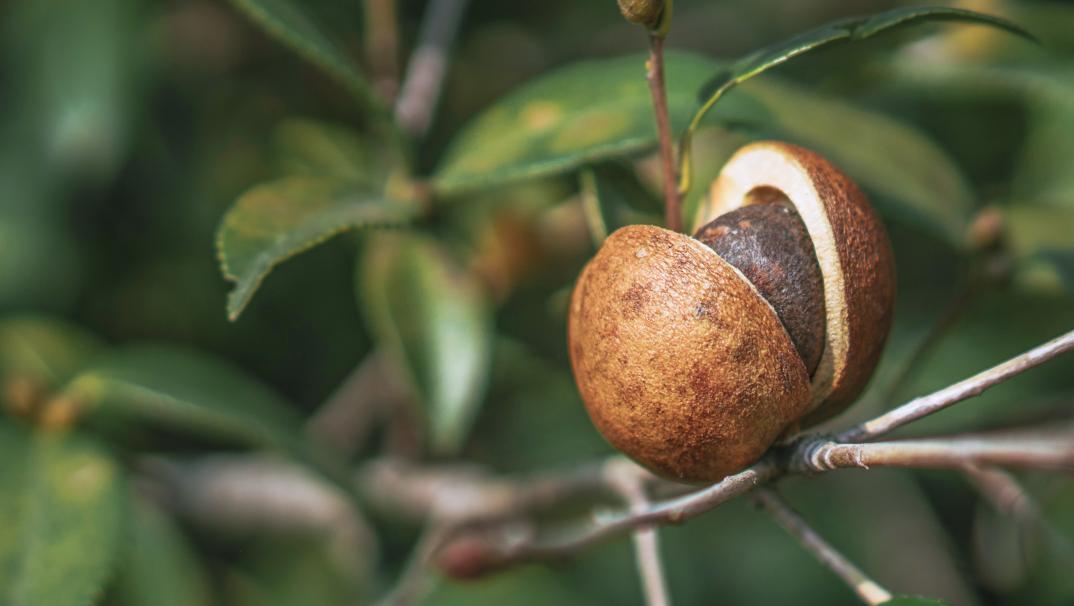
[646,34,682,232]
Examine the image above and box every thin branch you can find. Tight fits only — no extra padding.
[140,456,378,581]
[394,0,469,137]
[606,460,672,606]
[357,457,611,523]
[964,466,1036,521]
[305,352,409,458]
[146,422,1074,579]
[376,522,450,606]
[877,286,974,407]
[754,489,892,605]
[964,465,1074,561]
[838,328,1074,443]
[480,422,1074,568]
[142,329,1074,581]
[488,459,779,567]
[364,0,401,103]
[646,34,682,232]
[798,425,1074,474]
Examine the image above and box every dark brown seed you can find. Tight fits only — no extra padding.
[693,194,826,375]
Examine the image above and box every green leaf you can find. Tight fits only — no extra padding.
[579,164,661,245]
[1014,92,1074,211]
[1007,206,1074,262]
[58,344,301,447]
[4,0,143,183]
[227,538,365,606]
[54,345,356,501]
[272,119,400,183]
[216,177,420,320]
[0,425,126,606]
[359,233,492,453]
[878,596,952,606]
[0,315,102,391]
[1007,205,1074,294]
[226,0,376,108]
[432,52,767,195]
[681,6,1034,194]
[740,78,976,242]
[112,499,211,606]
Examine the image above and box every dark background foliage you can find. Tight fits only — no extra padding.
[1,0,1073,605]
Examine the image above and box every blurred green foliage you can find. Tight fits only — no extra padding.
[1,0,1073,605]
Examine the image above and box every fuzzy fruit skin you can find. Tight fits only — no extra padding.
[568,224,812,483]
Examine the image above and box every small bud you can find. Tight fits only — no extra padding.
[617,0,665,29]
[2,375,45,418]
[39,395,82,431]
[966,205,1005,251]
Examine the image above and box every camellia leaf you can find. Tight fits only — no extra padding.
[5,0,142,183]
[1014,93,1074,211]
[0,315,102,394]
[680,6,1035,195]
[0,424,126,606]
[226,0,376,108]
[359,233,492,454]
[53,344,357,501]
[112,498,212,606]
[272,119,401,183]
[432,52,767,195]
[228,538,364,606]
[579,164,661,245]
[57,344,302,449]
[878,596,952,606]
[432,50,975,242]
[216,177,420,321]
[1007,205,1074,294]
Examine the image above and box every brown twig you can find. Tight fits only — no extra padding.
[364,0,401,103]
[305,352,410,458]
[357,457,611,523]
[143,330,1074,582]
[754,489,893,605]
[147,423,1074,578]
[488,460,779,567]
[394,0,469,137]
[140,455,379,581]
[375,522,451,606]
[606,459,672,606]
[838,328,1074,443]
[478,421,1073,569]
[964,466,1036,520]
[646,34,682,232]
[964,465,1074,560]
[798,425,1074,474]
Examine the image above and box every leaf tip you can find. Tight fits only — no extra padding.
[225,287,254,322]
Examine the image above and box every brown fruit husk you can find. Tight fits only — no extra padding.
[568,224,811,483]
[696,141,895,425]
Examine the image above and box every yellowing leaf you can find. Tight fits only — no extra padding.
[433,52,766,195]
[217,177,419,320]
[0,425,126,606]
